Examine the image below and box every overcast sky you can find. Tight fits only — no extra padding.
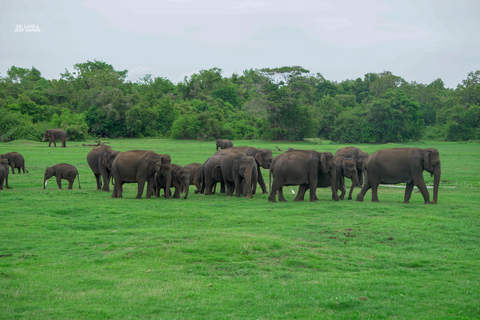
[1,0,479,88]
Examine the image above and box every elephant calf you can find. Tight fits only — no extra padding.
[43,163,81,189]
[184,163,203,194]
[153,163,190,199]
[0,159,11,190]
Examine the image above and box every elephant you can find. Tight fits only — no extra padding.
[0,159,11,190]
[153,164,190,199]
[356,147,441,204]
[43,163,81,189]
[215,146,273,194]
[42,129,67,147]
[216,139,233,151]
[333,156,360,200]
[111,150,171,199]
[201,154,226,195]
[268,149,337,202]
[184,163,203,194]
[0,152,28,174]
[217,152,258,198]
[86,144,121,191]
[334,147,369,199]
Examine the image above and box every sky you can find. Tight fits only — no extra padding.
[1,0,479,88]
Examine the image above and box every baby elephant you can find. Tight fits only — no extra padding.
[43,163,81,189]
[0,159,11,190]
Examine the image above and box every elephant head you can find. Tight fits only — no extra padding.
[341,157,360,187]
[254,149,273,170]
[319,152,335,174]
[173,166,191,199]
[43,167,56,188]
[41,130,51,141]
[423,148,441,204]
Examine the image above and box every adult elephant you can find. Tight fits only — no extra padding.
[153,164,190,199]
[0,159,11,190]
[268,149,337,202]
[86,144,121,191]
[184,163,203,194]
[201,154,225,195]
[111,150,172,199]
[216,139,233,151]
[43,163,81,189]
[0,152,28,174]
[42,129,67,147]
[218,152,258,198]
[215,146,273,194]
[334,147,369,199]
[356,148,441,204]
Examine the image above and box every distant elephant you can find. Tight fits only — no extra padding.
[356,147,441,204]
[201,154,226,195]
[218,152,258,198]
[215,146,273,194]
[333,156,359,200]
[216,139,233,151]
[111,150,171,199]
[153,163,190,199]
[0,152,28,174]
[184,163,203,194]
[42,129,67,147]
[0,159,11,190]
[334,147,369,199]
[86,144,121,191]
[268,149,337,202]
[43,163,81,189]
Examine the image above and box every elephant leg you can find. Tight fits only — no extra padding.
[56,176,62,189]
[137,179,147,199]
[414,176,431,204]
[94,173,102,190]
[356,180,370,202]
[268,178,284,202]
[68,179,74,189]
[339,181,347,200]
[48,140,52,147]
[293,185,306,201]
[52,139,57,147]
[404,181,414,204]
[371,182,380,202]
[278,187,288,202]
[257,171,268,194]
[62,139,66,147]
[348,183,356,200]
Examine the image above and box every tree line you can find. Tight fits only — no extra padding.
[1,61,479,143]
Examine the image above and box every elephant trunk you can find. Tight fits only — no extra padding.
[352,171,360,189]
[183,177,190,199]
[432,165,441,204]
[43,178,47,189]
[244,169,253,199]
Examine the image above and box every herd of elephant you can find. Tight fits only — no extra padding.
[0,137,442,204]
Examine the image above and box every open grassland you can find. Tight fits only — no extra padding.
[1,139,479,319]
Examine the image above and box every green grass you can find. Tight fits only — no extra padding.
[1,139,479,319]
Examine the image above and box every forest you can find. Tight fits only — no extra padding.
[1,61,479,143]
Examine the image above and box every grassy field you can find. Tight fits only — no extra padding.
[1,138,479,319]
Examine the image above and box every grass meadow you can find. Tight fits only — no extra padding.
[1,138,479,319]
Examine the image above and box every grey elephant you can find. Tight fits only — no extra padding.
[153,163,190,199]
[215,146,273,194]
[356,147,441,204]
[268,149,337,202]
[86,144,121,191]
[184,163,203,194]
[201,154,226,195]
[0,152,28,174]
[218,152,258,198]
[0,159,11,190]
[42,129,67,147]
[333,156,359,200]
[334,147,369,199]
[111,150,171,199]
[43,163,81,189]
[216,139,233,151]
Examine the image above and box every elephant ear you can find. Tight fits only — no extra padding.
[320,153,327,172]
[254,152,263,167]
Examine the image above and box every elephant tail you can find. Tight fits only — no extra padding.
[77,172,82,189]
